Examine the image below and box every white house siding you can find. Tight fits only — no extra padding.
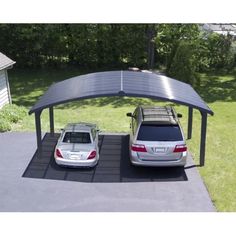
[0,70,10,108]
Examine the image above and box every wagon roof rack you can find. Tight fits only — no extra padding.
[141,106,178,124]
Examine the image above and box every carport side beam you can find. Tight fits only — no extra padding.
[35,111,42,155]
[200,112,208,167]
[49,107,54,136]
[187,107,193,139]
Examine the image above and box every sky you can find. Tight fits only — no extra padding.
[0,0,235,23]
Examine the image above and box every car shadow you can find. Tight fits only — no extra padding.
[23,133,188,182]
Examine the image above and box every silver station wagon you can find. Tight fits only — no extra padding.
[54,123,100,167]
[127,106,187,167]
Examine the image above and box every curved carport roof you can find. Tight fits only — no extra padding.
[30,70,213,166]
[29,70,213,115]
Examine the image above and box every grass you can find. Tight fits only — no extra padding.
[8,67,236,211]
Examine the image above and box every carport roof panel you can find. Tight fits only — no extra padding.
[29,70,213,115]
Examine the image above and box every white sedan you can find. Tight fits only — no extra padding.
[54,123,100,167]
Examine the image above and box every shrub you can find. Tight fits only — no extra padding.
[0,104,27,123]
[0,104,27,132]
[0,115,11,132]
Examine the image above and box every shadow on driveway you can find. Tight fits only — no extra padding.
[23,133,188,182]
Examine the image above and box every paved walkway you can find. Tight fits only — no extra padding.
[0,132,215,211]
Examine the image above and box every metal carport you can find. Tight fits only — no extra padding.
[29,70,214,166]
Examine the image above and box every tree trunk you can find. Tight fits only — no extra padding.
[147,24,157,69]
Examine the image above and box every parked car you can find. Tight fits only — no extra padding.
[126,106,187,167]
[54,123,100,167]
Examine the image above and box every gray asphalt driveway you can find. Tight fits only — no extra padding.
[0,132,215,211]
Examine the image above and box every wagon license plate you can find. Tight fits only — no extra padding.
[153,147,165,153]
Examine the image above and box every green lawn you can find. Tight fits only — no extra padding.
[8,68,236,211]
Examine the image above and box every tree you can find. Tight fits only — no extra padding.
[155,24,200,72]
[168,41,198,85]
[204,33,234,70]
[0,24,234,72]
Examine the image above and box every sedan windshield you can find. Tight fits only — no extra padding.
[63,132,91,144]
[137,124,183,141]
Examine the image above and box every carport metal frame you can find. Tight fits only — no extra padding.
[30,71,213,166]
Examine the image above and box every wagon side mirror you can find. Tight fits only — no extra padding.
[177,113,183,118]
[126,112,133,117]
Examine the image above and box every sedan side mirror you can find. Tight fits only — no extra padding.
[126,112,133,117]
[177,113,183,118]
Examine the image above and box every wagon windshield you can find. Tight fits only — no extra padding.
[63,132,91,144]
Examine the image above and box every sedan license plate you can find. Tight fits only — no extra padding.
[70,154,82,160]
[153,147,165,153]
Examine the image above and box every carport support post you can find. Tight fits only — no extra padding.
[35,111,42,155]
[187,107,193,139]
[49,107,54,136]
[200,112,208,167]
